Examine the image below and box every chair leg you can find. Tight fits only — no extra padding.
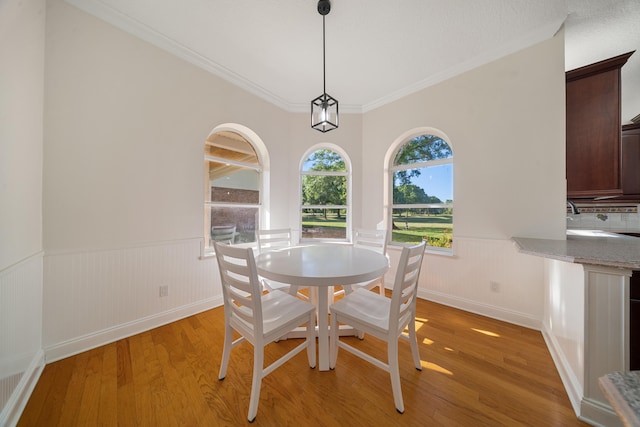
[247,345,264,422]
[306,311,317,369]
[329,312,338,369]
[408,319,422,371]
[387,339,404,414]
[218,323,233,380]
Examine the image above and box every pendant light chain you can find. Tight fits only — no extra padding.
[310,0,338,132]
[322,14,326,96]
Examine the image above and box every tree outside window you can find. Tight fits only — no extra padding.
[301,148,349,240]
[391,134,453,250]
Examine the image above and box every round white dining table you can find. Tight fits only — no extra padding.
[255,244,389,371]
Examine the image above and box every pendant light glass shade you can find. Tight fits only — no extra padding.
[311,0,338,133]
[311,92,338,132]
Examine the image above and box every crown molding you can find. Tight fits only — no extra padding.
[65,0,296,111]
[65,1,565,116]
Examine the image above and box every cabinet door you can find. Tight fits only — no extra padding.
[565,52,633,199]
[566,69,621,197]
[631,300,640,370]
[622,125,640,195]
[631,270,640,370]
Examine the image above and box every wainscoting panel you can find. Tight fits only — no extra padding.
[387,237,545,329]
[0,252,44,427]
[43,238,221,362]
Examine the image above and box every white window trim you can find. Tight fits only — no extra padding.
[299,143,352,243]
[204,154,262,172]
[201,123,270,258]
[384,127,454,256]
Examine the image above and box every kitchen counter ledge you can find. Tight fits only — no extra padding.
[512,230,640,269]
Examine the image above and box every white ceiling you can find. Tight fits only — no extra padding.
[68,0,640,122]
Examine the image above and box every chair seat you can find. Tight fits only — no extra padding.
[261,290,316,333]
[233,290,315,341]
[262,278,294,292]
[330,288,390,334]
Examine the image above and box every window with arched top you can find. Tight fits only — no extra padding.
[300,146,351,241]
[389,133,453,252]
[204,129,263,252]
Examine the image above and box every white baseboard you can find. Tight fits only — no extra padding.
[45,296,223,363]
[0,350,45,427]
[580,397,623,427]
[540,328,583,415]
[541,327,623,427]
[417,289,542,330]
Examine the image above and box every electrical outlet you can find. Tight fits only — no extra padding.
[490,281,500,292]
[159,285,169,297]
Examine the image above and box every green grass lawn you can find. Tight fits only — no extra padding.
[301,213,452,247]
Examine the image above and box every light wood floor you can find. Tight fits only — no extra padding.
[19,293,589,426]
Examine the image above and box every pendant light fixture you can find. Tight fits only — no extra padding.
[311,0,338,132]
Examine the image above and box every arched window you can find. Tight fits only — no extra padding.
[300,145,351,241]
[204,128,264,252]
[389,132,453,252]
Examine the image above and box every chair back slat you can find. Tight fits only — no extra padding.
[214,242,263,331]
[389,241,426,333]
[211,225,237,244]
[257,228,292,253]
[353,228,387,255]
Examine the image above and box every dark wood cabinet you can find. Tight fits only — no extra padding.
[622,123,640,196]
[631,270,640,370]
[566,52,633,199]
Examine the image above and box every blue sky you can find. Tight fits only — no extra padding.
[399,164,453,202]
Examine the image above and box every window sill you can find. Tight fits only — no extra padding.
[388,243,454,257]
[200,241,258,260]
[424,246,454,257]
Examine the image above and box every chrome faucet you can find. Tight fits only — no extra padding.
[567,200,580,215]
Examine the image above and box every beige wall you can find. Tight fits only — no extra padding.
[0,0,45,422]
[362,32,566,240]
[44,0,291,251]
[0,0,45,268]
[360,31,565,327]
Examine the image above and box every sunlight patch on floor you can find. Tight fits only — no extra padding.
[422,337,434,345]
[471,328,500,337]
[420,360,453,375]
[414,317,428,333]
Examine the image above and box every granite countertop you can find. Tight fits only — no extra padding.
[599,371,640,426]
[512,230,640,270]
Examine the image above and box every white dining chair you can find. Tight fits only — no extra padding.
[329,240,426,414]
[211,224,238,245]
[340,228,388,297]
[257,228,310,301]
[214,242,317,423]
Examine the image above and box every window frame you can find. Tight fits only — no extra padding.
[299,144,352,243]
[203,124,269,256]
[386,129,454,255]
